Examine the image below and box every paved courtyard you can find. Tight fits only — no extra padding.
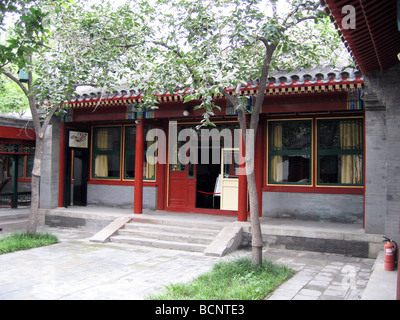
[0,226,377,300]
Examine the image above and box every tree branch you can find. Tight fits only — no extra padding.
[1,70,30,96]
[152,41,197,83]
[250,43,276,131]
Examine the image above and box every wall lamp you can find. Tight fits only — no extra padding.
[183,105,192,117]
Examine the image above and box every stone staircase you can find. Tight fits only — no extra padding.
[109,218,223,253]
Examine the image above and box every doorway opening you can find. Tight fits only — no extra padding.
[63,129,89,207]
[196,147,220,209]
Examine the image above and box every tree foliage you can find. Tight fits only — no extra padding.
[0,75,29,113]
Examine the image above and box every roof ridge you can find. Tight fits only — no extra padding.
[71,66,363,103]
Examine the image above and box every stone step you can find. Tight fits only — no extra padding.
[108,219,224,253]
[0,218,28,233]
[124,222,220,237]
[0,213,29,222]
[130,216,223,231]
[118,228,214,245]
[110,235,208,253]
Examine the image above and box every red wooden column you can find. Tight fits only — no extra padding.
[58,120,66,207]
[134,115,144,214]
[238,130,247,222]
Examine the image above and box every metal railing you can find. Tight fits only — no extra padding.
[0,192,31,207]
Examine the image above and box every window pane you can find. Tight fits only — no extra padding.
[318,119,363,150]
[93,127,121,178]
[341,154,363,184]
[270,155,311,184]
[319,154,363,185]
[144,139,156,180]
[124,126,136,179]
[270,121,311,151]
[17,156,24,178]
[169,125,186,172]
[124,154,135,178]
[269,120,312,185]
[94,154,120,178]
[95,127,120,151]
[318,118,363,186]
[223,149,239,178]
[170,139,186,172]
[125,127,136,151]
[26,155,33,178]
[105,154,120,177]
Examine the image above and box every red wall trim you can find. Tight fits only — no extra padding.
[87,179,156,187]
[263,185,364,195]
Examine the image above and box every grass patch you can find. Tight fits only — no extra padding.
[149,257,294,300]
[0,232,59,254]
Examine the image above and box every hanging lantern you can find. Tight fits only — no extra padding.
[18,69,29,83]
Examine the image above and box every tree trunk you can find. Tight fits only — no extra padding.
[248,169,263,265]
[246,44,277,265]
[245,128,263,265]
[27,135,44,234]
[231,90,264,265]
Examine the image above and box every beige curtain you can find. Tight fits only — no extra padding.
[94,129,109,177]
[270,123,283,182]
[340,121,362,184]
[145,140,156,179]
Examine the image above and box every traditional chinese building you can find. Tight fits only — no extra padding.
[38,66,367,228]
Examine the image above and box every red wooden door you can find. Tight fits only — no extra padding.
[168,161,196,210]
[167,123,196,210]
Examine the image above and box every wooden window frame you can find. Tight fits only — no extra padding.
[267,119,313,186]
[91,126,122,180]
[316,117,364,187]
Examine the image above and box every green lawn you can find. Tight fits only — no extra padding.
[149,257,294,300]
[0,232,59,254]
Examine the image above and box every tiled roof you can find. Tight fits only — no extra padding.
[68,66,363,107]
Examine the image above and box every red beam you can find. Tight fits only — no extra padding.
[0,126,35,141]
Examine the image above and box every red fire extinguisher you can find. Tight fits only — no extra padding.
[383,237,398,271]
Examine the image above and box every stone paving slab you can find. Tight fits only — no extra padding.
[0,226,377,300]
[265,248,375,300]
